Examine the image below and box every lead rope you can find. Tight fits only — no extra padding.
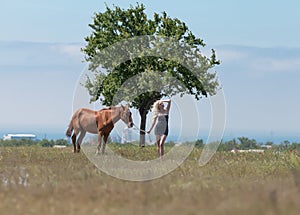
[132,123,152,144]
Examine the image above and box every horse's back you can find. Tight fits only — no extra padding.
[74,108,98,134]
[72,107,115,135]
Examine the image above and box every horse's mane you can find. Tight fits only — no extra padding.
[100,106,118,111]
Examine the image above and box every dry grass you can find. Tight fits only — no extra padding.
[0,145,299,215]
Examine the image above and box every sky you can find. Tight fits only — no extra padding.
[0,0,300,142]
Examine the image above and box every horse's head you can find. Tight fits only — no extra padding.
[120,105,133,128]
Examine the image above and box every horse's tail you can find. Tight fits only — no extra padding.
[66,120,74,137]
[66,109,82,137]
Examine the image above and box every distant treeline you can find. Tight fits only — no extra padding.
[0,137,300,152]
[167,137,300,152]
[0,138,67,147]
[217,137,300,151]
[218,137,300,151]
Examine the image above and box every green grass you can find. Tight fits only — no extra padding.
[0,145,299,215]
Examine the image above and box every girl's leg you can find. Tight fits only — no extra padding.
[156,135,161,157]
[159,135,167,157]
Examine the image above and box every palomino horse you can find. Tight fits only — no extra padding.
[66,105,133,154]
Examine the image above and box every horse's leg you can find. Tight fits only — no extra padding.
[71,133,77,153]
[76,130,86,153]
[96,132,102,155]
[102,134,109,155]
[72,128,81,153]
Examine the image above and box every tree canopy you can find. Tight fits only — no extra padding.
[82,3,221,145]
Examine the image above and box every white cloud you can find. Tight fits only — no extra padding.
[51,44,84,59]
[251,57,300,73]
[215,45,300,76]
[217,48,248,62]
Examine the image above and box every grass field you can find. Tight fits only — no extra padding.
[0,145,299,215]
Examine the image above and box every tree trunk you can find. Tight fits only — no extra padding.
[139,108,147,147]
[138,95,160,147]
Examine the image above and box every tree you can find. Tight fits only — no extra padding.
[218,138,239,151]
[282,140,290,149]
[82,4,220,146]
[38,139,55,147]
[195,139,204,148]
[55,139,67,146]
[265,141,274,146]
[238,137,258,150]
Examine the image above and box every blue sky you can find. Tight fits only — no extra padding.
[1,0,300,47]
[1,0,300,142]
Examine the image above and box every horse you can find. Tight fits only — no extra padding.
[66,105,133,154]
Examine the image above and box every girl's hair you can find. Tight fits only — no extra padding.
[151,100,160,122]
[152,100,161,113]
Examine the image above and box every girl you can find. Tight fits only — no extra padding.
[147,99,171,158]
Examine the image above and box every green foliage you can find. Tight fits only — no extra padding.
[217,137,300,153]
[195,139,204,148]
[237,137,259,149]
[0,139,37,147]
[37,139,55,147]
[1,137,299,154]
[218,138,239,151]
[82,3,221,146]
[0,139,68,147]
[54,138,68,145]
[82,3,220,110]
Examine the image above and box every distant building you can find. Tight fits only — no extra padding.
[121,128,132,144]
[111,135,121,143]
[231,149,265,154]
[261,145,272,149]
[3,134,36,140]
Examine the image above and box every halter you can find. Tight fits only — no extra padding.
[119,107,132,125]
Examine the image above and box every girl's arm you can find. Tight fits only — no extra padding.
[147,114,158,133]
[162,99,171,113]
